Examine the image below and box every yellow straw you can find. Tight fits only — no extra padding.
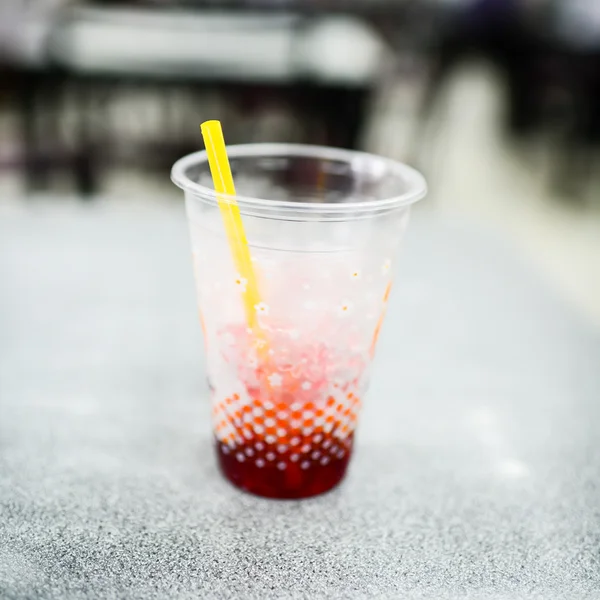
[200,120,263,335]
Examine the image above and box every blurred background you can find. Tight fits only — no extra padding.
[1,0,599,325]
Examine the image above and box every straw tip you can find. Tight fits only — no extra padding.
[200,120,222,134]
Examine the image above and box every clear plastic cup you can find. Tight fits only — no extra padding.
[171,144,426,498]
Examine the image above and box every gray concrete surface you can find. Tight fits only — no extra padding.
[1,205,599,599]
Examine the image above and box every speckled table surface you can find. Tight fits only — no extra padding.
[1,204,600,600]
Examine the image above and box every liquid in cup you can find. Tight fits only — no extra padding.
[172,144,426,499]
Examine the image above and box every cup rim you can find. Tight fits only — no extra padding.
[171,143,427,216]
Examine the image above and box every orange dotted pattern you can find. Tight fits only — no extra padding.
[212,387,362,449]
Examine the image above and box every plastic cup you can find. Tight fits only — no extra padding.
[171,144,426,499]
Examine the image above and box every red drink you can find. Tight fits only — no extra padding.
[209,324,364,498]
[216,433,353,499]
[213,385,360,499]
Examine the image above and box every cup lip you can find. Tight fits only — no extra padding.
[171,143,427,215]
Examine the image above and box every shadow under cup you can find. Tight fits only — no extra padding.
[171,144,426,499]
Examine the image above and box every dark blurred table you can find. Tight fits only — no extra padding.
[6,0,435,195]
[1,205,600,599]
[83,0,418,14]
[18,4,407,195]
